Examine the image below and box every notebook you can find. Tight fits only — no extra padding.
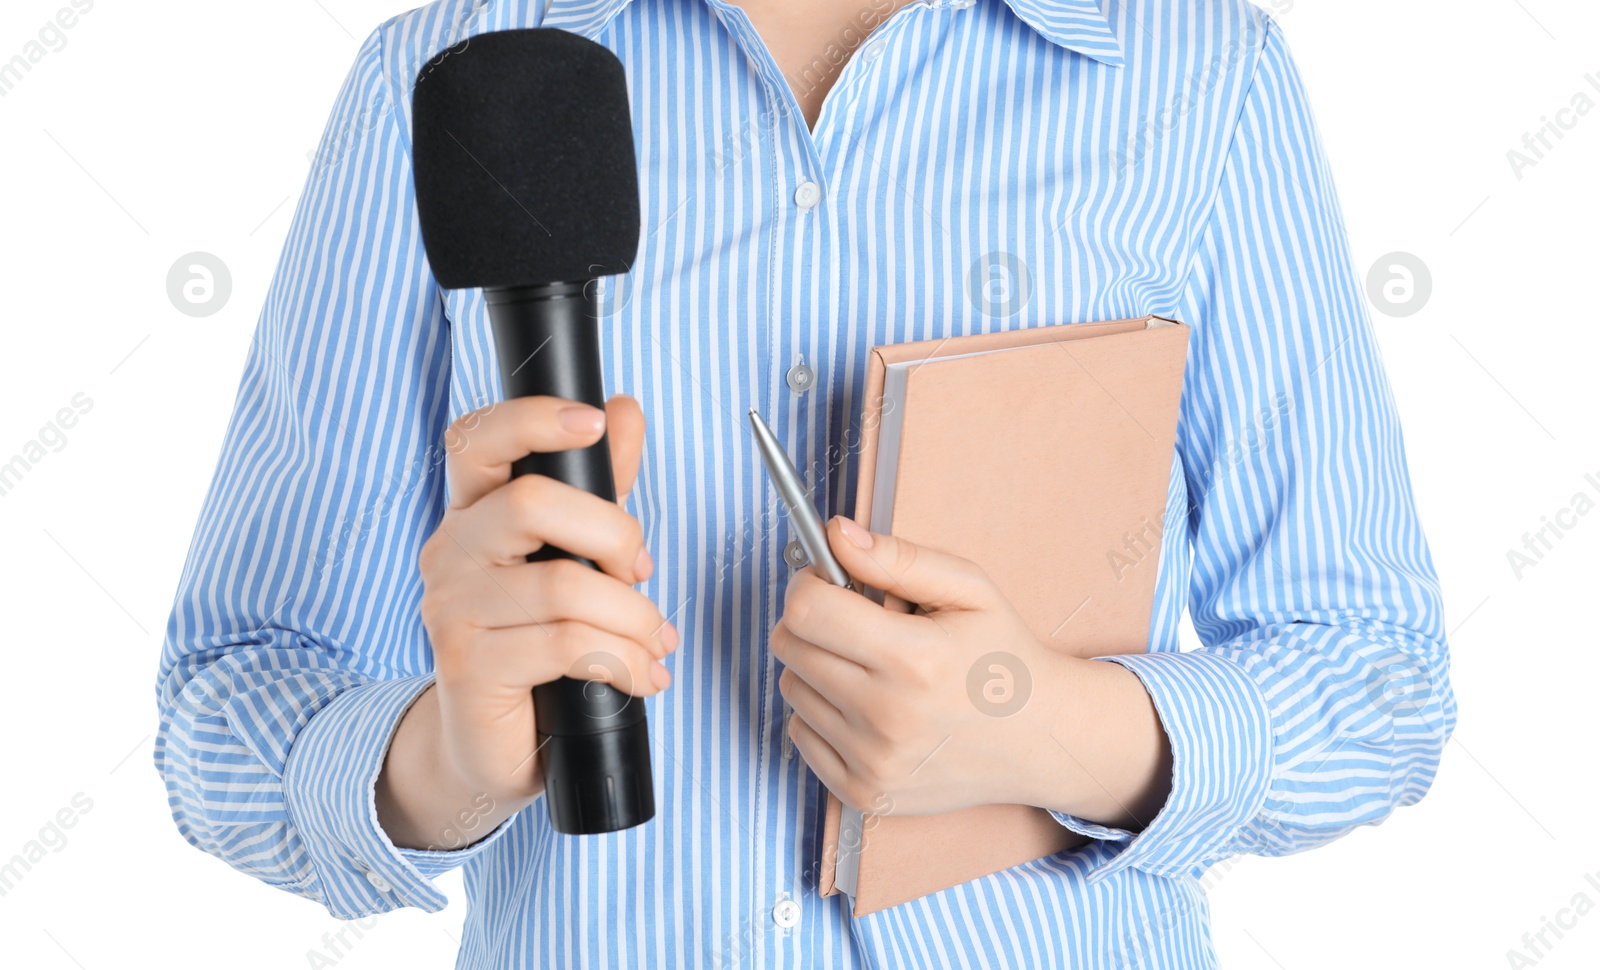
[818,314,1190,916]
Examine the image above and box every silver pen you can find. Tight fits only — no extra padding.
[747,407,855,761]
[751,408,879,884]
[747,408,855,591]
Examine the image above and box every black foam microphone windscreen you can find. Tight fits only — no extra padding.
[411,28,641,288]
[409,29,655,837]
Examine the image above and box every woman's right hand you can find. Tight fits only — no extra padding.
[377,393,675,852]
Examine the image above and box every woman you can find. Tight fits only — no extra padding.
[155,0,1454,966]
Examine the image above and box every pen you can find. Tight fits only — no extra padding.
[748,407,856,762]
[747,408,855,592]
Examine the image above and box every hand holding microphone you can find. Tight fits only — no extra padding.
[378,28,662,842]
[377,393,674,852]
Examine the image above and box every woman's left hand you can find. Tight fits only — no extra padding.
[773,515,1166,824]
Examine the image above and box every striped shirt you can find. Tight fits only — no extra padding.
[153,0,1456,966]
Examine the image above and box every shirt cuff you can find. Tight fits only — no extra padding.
[1047,651,1273,884]
[281,674,517,918]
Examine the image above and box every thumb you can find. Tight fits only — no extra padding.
[824,516,994,612]
[605,393,645,508]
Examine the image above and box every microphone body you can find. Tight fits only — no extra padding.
[484,282,654,835]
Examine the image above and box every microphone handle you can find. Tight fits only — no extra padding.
[483,281,655,836]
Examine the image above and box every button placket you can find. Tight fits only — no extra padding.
[703,0,836,938]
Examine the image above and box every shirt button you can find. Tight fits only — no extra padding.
[772,896,801,928]
[786,358,815,393]
[365,870,393,893]
[793,180,821,210]
[784,539,809,568]
[862,39,886,61]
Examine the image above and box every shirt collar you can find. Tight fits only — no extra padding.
[541,0,1125,68]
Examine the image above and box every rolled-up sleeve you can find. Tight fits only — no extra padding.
[1050,18,1457,883]
[152,24,513,919]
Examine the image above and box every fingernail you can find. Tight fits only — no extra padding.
[558,405,605,434]
[634,547,654,582]
[650,661,672,690]
[661,621,679,653]
[836,516,873,548]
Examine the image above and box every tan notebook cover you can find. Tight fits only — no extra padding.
[817,314,1190,916]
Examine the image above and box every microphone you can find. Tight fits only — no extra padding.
[409,28,653,836]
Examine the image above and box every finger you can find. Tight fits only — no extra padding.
[449,474,649,581]
[463,559,674,657]
[780,568,917,670]
[770,621,866,707]
[444,396,608,510]
[778,669,852,751]
[789,714,858,808]
[464,620,671,699]
[605,394,646,508]
[825,516,995,612]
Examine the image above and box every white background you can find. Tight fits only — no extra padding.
[0,0,1596,967]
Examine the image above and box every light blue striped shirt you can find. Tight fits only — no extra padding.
[154,0,1456,966]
